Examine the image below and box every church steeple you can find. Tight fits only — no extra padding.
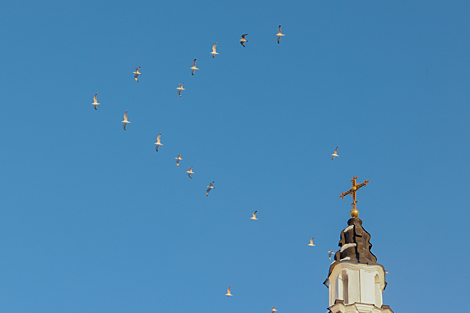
[324,178,394,313]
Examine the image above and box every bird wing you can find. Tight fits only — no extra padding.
[212,43,217,52]
[241,34,247,38]
[123,111,128,121]
[155,145,159,152]
[179,83,184,87]
[123,123,127,131]
[278,25,282,33]
[334,146,338,153]
[191,69,195,75]
[277,36,280,44]
[135,67,140,71]
[93,93,97,102]
[227,286,231,292]
[178,90,181,97]
[193,59,197,66]
[157,133,161,144]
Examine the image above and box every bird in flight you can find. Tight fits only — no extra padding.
[176,83,185,97]
[225,286,233,297]
[190,59,199,75]
[206,181,215,196]
[92,93,100,110]
[331,146,339,160]
[122,111,130,130]
[271,307,278,313]
[250,211,258,220]
[308,237,315,246]
[240,34,248,47]
[186,167,194,179]
[175,154,182,167]
[328,250,335,260]
[154,133,163,152]
[210,43,219,58]
[133,67,141,82]
[276,25,285,44]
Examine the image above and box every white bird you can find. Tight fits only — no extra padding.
[240,34,248,47]
[210,42,219,58]
[190,59,199,75]
[176,83,185,98]
[92,93,100,110]
[154,133,163,152]
[175,154,182,167]
[122,111,130,130]
[133,67,141,82]
[308,237,315,246]
[271,307,278,313]
[186,167,194,179]
[225,286,233,297]
[250,211,258,220]
[206,181,215,196]
[328,250,335,260]
[276,25,285,44]
[331,146,339,160]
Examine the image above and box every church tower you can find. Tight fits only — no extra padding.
[324,177,394,313]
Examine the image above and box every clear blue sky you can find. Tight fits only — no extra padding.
[0,0,469,312]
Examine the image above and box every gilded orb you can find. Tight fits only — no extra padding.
[350,208,359,218]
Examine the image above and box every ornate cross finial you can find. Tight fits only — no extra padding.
[339,176,370,217]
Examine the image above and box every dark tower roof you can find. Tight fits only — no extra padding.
[327,217,377,277]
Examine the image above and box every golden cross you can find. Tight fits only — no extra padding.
[339,176,370,217]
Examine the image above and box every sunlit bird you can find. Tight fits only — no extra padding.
[206,181,215,196]
[276,25,285,44]
[240,34,248,47]
[176,83,185,98]
[154,133,163,152]
[210,42,219,58]
[92,93,100,110]
[186,167,194,179]
[271,307,278,313]
[328,250,335,260]
[308,237,315,246]
[190,59,199,75]
[175,154,182,167]
[133,67,141,82]
[250,211,258,220]
[225,286,233,297]
[331,146,339,160]
[122,111,130,131]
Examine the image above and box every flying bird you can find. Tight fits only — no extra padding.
[240,34,248,47]
[276,25,285,44]
[331,146,339,160]
[190,59,199,75]
[154,133,163,152]
[122,111,130,130]
[176,83,185,97]
[210,42,219,58]
[92,93,100,110]
[206,181,215,196]
[133,67,141,82]
[175,154,182,167]
[250,211,258,220]
[308,237,315,246]
[225,286,233,297]
[186,167,194,179]
[271,307,278,313]
[328,250,335,260]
